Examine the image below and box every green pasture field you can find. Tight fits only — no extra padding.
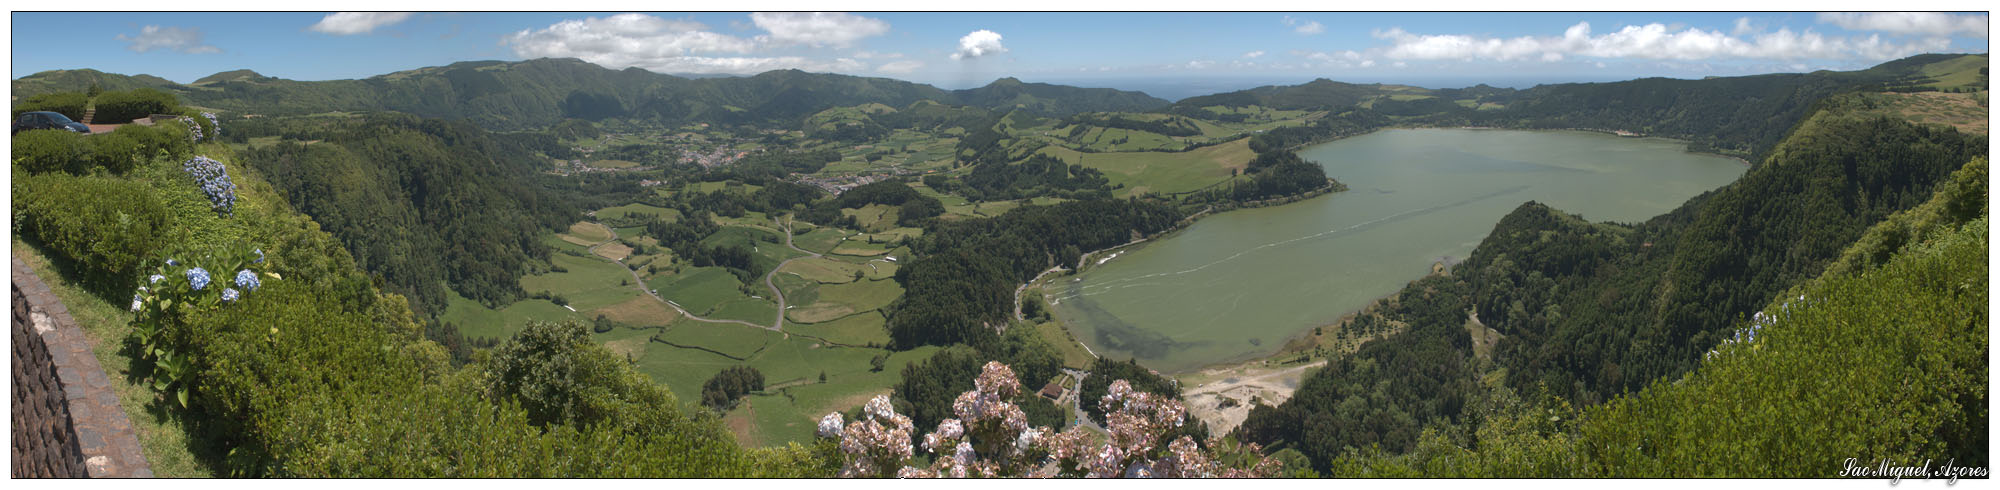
[596,203,681,223]
[786,311,892,347]
[519,253,640,312]
[1036,138,1252,197]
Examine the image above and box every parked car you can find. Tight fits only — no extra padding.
[12,111,91,135]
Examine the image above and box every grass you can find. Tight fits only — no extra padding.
[787,311,892,346]
[519,253,640,312]
[12,238,216,477]
[648,266,746,316]
[709,298,779,325]
[657,322,782,359]
[1037,138,1253,197]
[596,203,681,223]
[778,257,867,284]
[443,294,582,340]
[586,159,642,169]
[812,278,902,314]
[829,239,893,257]
[790,228,850,254]
[717,344,943,448]
[566,221,613,243]
[840,204,901,232]
[589,295,681,327]
[542,233,591,255]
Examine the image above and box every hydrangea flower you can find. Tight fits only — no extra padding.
[201,112,221,138]
[186,267,211,291]
[235,269,260,292]
[131,294,144,312]
[221,288,240,303]
[181,156,237,216]
[252,248,265,264]
[818,413,846,439]
[177,116,204,142]
[166,258,180,267]
[149,274,165,285]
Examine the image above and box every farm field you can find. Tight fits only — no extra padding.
[1036,138,1254,197]
[596,202,682,222]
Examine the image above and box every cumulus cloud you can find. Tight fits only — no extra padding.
[309,12,413,35]
[853,51,902,59]
[1818,12,1988,38]
[876,60,924,74]
[508,13,884,74]
[1284,16,1324,35]
[951,30,1007,60]
[749,12,890,47]
[1243,50,1266,58]
[1373,21,1951,63]
[116,25,220,54]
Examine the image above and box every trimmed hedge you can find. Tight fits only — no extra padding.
[12,172,170,292]
[92,88,180,124]
[13,92,88,121]
[12,121,192,175]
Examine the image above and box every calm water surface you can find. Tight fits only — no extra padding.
[1048,129,1745,373]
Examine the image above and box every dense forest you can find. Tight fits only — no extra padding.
[245,114,578,314]
[889,199,1185,348]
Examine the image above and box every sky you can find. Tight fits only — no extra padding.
[8,10,1991,98]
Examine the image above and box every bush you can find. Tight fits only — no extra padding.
[13,172,170,292]
[93,88,180,124]
[11,129,94,174]
[13,92,88,121]
[700,366,765,411]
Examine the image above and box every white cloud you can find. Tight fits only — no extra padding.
[309,12,413,35]
[1373,21,1951,63]
[951,30,1007,60]
[749,12,890,48]
[1185,60,1214,69]
[1818,12,1988,38]
[1732,17,1757,36]
[1283,16,1324,35]
[853,51,903,59]
[508,13,879,74]
[1243,50,1266,58]
[116,25,220,54]
[876,60,924,74]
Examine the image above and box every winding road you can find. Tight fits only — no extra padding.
[583,216,821,332]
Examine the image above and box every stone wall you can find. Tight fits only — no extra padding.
[10,255,152,478]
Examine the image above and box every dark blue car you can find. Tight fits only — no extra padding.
[12,111,91,135]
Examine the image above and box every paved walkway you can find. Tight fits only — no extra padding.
[12,254,153,477]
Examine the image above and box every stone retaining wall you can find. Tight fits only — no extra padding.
[10,255,152,478]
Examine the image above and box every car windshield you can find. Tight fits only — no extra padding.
[43,113,74,124]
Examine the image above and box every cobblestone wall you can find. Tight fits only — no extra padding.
[11,255,152,478]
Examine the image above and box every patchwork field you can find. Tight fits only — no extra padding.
[520,253,640,312]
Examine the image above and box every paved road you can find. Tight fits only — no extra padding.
[764,216,824,331]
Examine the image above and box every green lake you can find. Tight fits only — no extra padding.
[1047,129,1747,373]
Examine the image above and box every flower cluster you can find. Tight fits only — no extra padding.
[822,361,1282,478]
[200,112,221,138]
[1708,294,1808,360]
[182,156,237,216]
[825,395,917,478]
[177,116,205,143]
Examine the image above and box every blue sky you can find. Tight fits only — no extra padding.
[10,11,1990,94]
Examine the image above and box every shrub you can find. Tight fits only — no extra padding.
[13,172,169,292]
[11,129,95,174]
[93,88,180,124]
[700,366,765,411]
[12,92,88,121]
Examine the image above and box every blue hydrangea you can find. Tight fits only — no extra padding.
[201,112,221,137]
[181,156,236,216]
[235,269,260,292]
[186,267,212,291]
[252,248,265,264]
[166,258,180,267]
[178,116,204,142]
[131,294,144,312]
[221,288,240,303]
[149,274,165,285]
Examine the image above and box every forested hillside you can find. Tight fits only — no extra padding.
[12,58,1168,130]
[244,114,579,313]
[1237,92,1988,469]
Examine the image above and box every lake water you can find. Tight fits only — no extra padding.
[1047,129,1746,373]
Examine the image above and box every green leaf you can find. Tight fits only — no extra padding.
[176,388,189,408]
